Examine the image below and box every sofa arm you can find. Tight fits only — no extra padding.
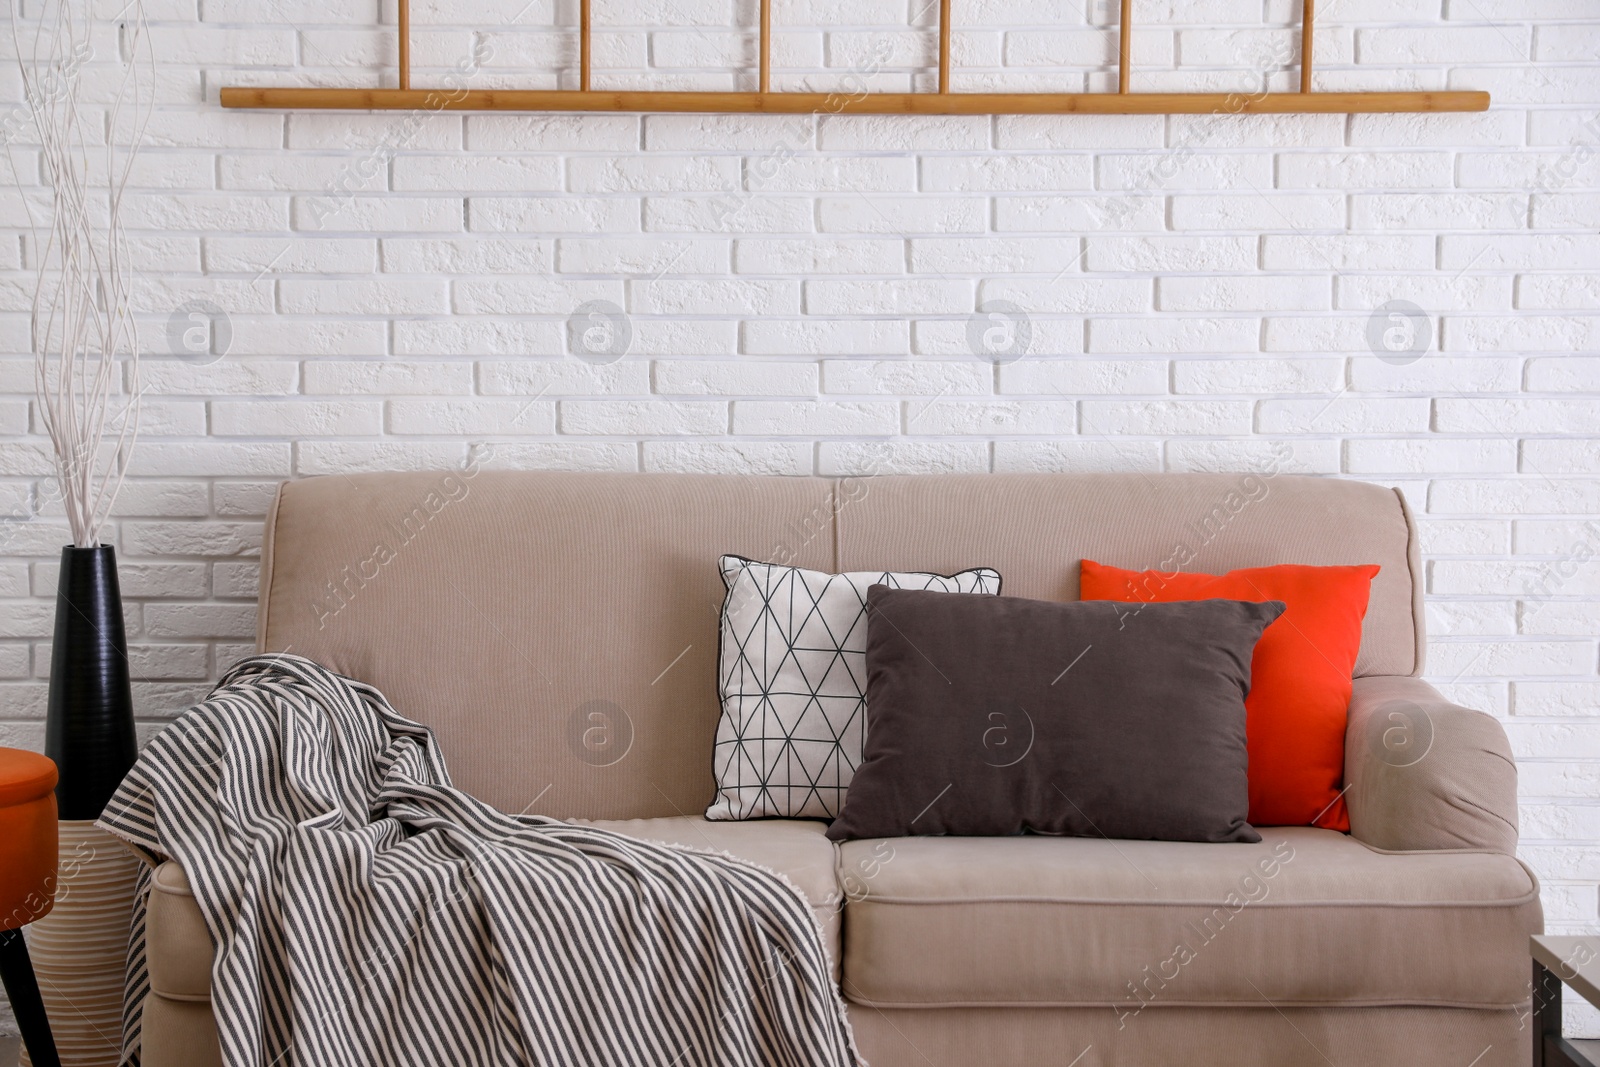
[1345,675,1519,854]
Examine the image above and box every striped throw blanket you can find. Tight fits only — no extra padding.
[98,654,858,1067]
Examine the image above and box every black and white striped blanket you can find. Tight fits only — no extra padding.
[98,654,858,1067]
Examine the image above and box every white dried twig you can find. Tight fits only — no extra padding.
[9,0,152,548]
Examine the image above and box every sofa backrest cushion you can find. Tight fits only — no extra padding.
[259,469,1420,820]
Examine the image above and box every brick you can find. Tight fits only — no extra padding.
[1352,193,1525,231]
[1345,438,1517,475]
[480,360,650,395]
[1438,399,1600,435]
[1096,152,1273,192]
[295,442,477,475]
[291,196,462,234]
[561,400,726,435]
[736,238,902,274]
[1427,600,1518,637]
[920,155,1093,193]
[1083,400,1251,436]
[463,115,639,152]
[995,195,1165,233]
[824,360,990,396]
[1084,236,1256,273]
[805,279,970,316]
[995,439,1161,473]
[213,400,382,437]
[392,155,564,192]
[213,483,280,518]
[817,440,986,476]
[470,197,638,233]
[819,197,986,234]
[396,319,564,356]
[568,156,740,195]
[1001,359,1166,395]
[1259,397,1429,434]
[1430,479,1600,515]
[305,361,474,395]
[559,237,730,275]
[128,444,291,478]
[1336,275,1511,313]
[204,237,378,275]
[109,482,212,518]
[1529,358,1600,396]
[644,115,815,152]
[978,278,1150,315]
[1088,317,1258,354]
[742,319,908,356]
[909,400,1077,436]
[657,361,818,396]
[635,279,799,316]
[1428,639,1593,679]
[388,399,556,435]
[732,400,897,435]
[454,278,622,315]
[1518,275,1600,311]
[475,442,640,472]
[817,116,988,151]
[279,279,449,315]
[643,441,812,475]
[1351,356,1520,393]
[1275,151,1454,190]
[1158,275,1329,312]
[122,522,261,558]
[1171,194,1345,231]
[1174,357,1341,394]
[919,312,1079,357]
[145,604,257,639]
[1348,111,1523,148]
[381,238,552,274]
[911,238,1089,274]
[646,195,814,234]
[1522,441,1600,476]
[1166,439,1339,475]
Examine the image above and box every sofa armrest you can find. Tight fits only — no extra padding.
[1345,675,1519,854]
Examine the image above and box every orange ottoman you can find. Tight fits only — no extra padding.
[0,748,62,1067]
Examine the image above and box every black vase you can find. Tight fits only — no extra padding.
[45,545,137,820]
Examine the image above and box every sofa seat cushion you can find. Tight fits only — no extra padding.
[577,816,842,979]
[838,828,1539,1011]
[146,817,843,1002]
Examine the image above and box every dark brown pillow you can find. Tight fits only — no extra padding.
[825,587,1285,844]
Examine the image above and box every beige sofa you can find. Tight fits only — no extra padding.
[138,471,1540,1067]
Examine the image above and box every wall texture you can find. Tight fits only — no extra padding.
[1,0,1598,1037]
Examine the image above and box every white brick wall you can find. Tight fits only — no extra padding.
[2,0,1599,1036]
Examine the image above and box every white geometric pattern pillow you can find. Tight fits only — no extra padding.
[706,555,1001,821]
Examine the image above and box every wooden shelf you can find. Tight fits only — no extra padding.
[219,0,1490,116]
[220,87,1490,114]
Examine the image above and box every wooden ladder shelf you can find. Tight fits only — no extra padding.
[220,0,1490,115]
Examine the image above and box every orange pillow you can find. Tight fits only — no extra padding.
[1079,560,1378,831]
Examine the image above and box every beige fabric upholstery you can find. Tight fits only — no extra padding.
[576,816,841,979]
[259,471,839,819]
[837,827,1539,1008]
[833,472,1421,677]
[848,1005,1530,1067]
[146,861,211,1000]
[1346,675,1520,854]
[260,472,1422,820]
[138,994,221,1067]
